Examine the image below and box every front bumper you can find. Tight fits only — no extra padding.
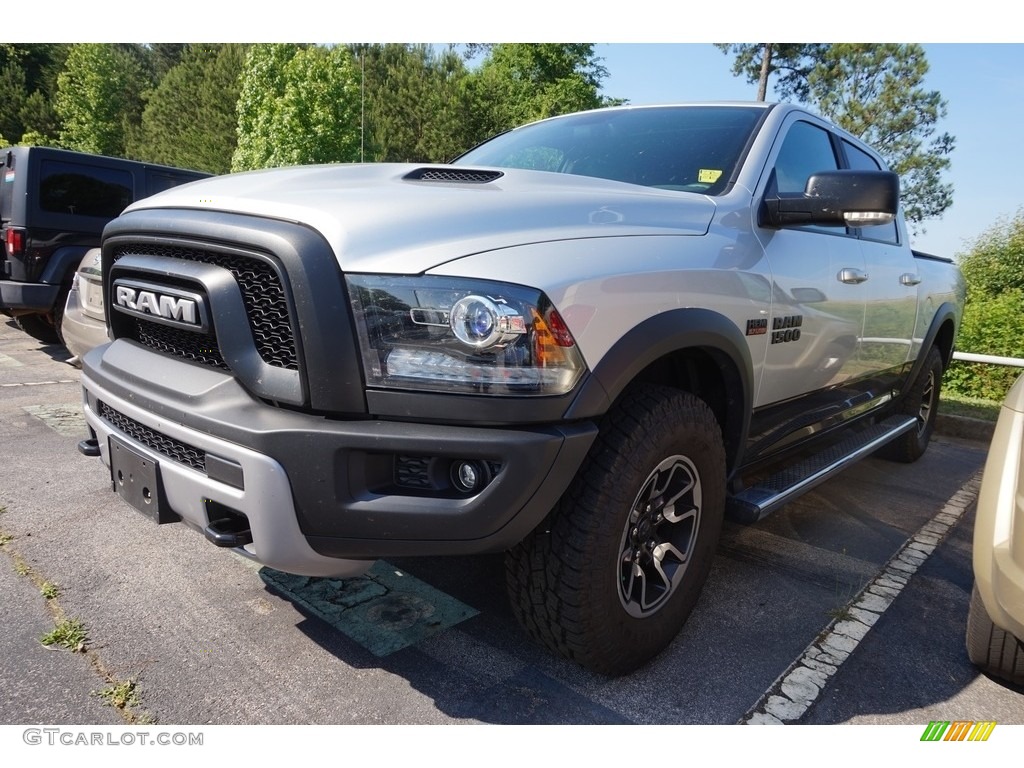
[81,340,597,576]
[973,372,1024,640]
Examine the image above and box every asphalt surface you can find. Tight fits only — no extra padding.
[1,318,1021,740]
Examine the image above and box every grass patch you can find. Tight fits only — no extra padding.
[827,605,854,622]
[95,679,140,710]
[14,561,31,576]
[40,582,59,600]
[939,392,1001,422]
[41,618,88,652]
[0,533,13,546]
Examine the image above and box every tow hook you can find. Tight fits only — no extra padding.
[204,516,254,548]
[77,437,101,457]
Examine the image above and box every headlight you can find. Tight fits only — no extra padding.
[347,275,586,396]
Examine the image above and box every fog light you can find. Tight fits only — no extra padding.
[451,460,488,494]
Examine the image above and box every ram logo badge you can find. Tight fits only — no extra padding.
[112,279,208,331]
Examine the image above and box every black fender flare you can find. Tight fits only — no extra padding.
[907,301,961,388]
[564,307,753,471]
[40,245,94,286]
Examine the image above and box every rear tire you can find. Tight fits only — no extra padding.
[12,280,72,346]
[877,346,943,463]
[966,584,1024,686]
[505,385,725,676]
[14,312,60,344]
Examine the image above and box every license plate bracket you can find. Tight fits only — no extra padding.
[109,435,178,524]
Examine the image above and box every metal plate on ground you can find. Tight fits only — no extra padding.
[260,561,479,656]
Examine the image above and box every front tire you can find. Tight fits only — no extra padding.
[506,385,725,676]
[966,584,1024,686]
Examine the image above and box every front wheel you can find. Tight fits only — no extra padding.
[505,385,725,676]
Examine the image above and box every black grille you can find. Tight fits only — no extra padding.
[99,401,206,472]
[133,316,228,370]
[404,167,504,184]
[111,242,298,371]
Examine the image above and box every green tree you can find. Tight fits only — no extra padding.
[718,43,954,230]
[352,44,473,163]
[0,63,28,142]
[467,44,618,140]
[955,208,1024,296]
[232,44,360,171]
[714,44,822,101]
[0,44,67,143]
[148,44,188,78]
[132,44,247,173]
[56,44,149,156]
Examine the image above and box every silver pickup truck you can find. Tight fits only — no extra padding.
[78,102,964,675]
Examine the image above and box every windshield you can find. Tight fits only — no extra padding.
[454,105,766,195]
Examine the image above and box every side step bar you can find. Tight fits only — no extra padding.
[726,415,918,524]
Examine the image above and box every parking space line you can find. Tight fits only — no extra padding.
[740,470,983,724]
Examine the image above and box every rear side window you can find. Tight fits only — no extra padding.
[146,170,200,196]
[39,160,132,218]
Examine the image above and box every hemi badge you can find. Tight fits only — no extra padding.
[746,318,768,336]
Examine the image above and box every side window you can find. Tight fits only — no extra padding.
[842,140,900,245]
[39,160,132,218]
[146,170,201,196]
[773,121,840,194]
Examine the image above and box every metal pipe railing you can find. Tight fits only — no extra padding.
[952,351,1024,369]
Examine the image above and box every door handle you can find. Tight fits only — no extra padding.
[837,268,869,284]
[900,273,922,286]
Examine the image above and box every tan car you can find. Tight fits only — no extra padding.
[61,248,109,366]
[968,372,1024,685]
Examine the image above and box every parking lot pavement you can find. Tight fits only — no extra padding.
[0,318,1020,730]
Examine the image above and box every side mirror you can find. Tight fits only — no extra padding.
[763,170,899,228]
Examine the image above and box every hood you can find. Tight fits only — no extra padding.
[129,163,717,274]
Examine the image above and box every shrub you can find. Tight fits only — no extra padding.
[944,287,1024,402]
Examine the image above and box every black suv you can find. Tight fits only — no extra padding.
[0,146,209,343]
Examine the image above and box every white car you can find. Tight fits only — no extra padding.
[968,371,1024,685]
[62,248,109,365]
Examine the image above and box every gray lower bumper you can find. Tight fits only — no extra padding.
[80,340,597,574]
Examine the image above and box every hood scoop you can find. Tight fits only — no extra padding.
[404,167,504,184]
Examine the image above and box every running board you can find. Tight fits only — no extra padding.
[726,415,918,524]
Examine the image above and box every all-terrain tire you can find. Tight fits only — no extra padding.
[877,346,943,463]
[966,584,1024,686]
[505,385,726,676]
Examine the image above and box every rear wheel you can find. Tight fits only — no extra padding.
[877,346,943,463]
[966,584,1024,686]
[505,385,726,676]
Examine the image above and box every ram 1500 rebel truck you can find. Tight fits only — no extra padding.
[0,146,208,344]
[78,103,965,675]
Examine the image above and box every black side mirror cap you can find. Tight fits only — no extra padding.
[763,170,899,228]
